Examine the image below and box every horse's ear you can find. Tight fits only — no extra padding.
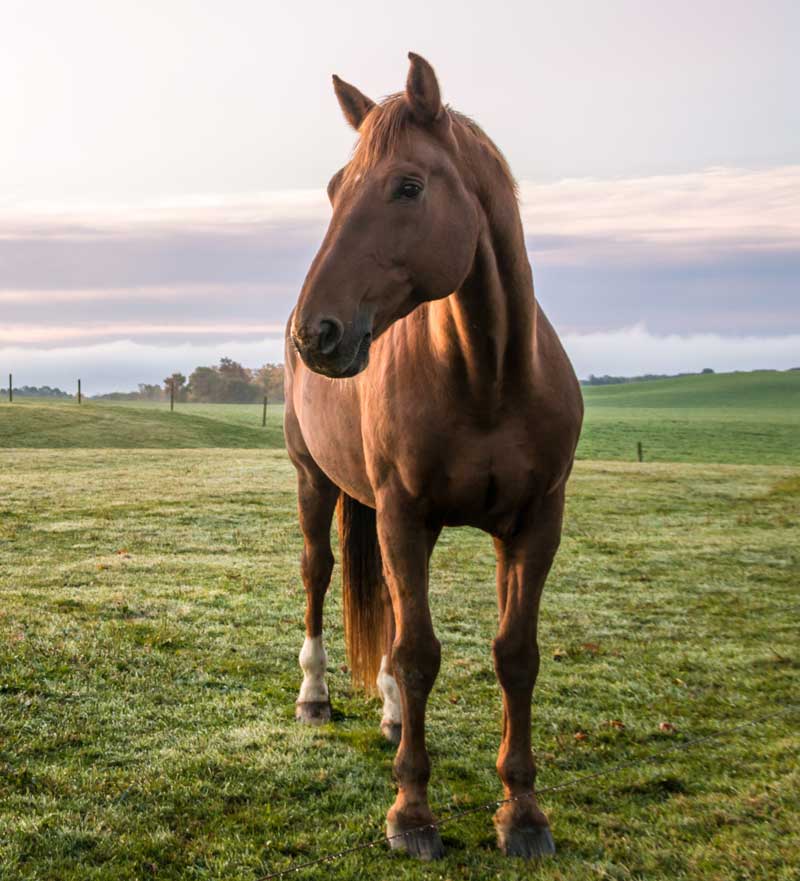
[405,52,443,123]
[332,74,375,131]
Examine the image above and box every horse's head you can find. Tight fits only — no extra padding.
[291,53,481,378]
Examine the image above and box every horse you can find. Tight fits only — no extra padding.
[284,52,583,860]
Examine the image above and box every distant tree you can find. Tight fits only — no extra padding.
[216,358,258,402]
[253,363,285,402]
[138,383,164,400]
[163,372,187,401]
[93,391,141,401]
[186,366,221,402]
[11,385,71,398]
[701,367,715,374]
[217,358,251,383]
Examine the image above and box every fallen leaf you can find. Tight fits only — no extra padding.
[553,647,568,661]
[574,731,588,741]
[96,564,109,571]
[659,721,677,733]
[449,694,460,704]
[607,719,626,729]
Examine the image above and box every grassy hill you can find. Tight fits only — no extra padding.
[582,369,799,410]
[1,370,797,464]
[577,370,799,465]
[0,400,283,449]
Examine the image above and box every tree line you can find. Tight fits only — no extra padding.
[582,368,715,386]
[97,359,286,403]
[6,385,72,398]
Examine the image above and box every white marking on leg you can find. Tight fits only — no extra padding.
[377,653,402,725]
[298,635,329,704]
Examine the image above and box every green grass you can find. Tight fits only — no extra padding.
[1,369,798,878]
[98,400,285,433]
[1,450,798,880]
[2,370,797,465]
[577,370,800,465]
[0,400,283,449]
[582,369,799,409]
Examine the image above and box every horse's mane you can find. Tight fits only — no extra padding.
[345,93,517,197]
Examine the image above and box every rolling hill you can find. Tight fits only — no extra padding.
[0,400,283,449]
[1,370,797,464]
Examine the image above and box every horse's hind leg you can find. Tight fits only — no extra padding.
[294,465,338,724]
[492,491,564,858]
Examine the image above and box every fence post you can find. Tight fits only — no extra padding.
[637,441,643,462]
[8,373,11,403]
[170,380,174,412]
[78,378,82,404]
[262,394,268,427]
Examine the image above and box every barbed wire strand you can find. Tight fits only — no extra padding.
[256,705,796,880]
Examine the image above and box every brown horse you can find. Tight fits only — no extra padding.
[284,53,583,860]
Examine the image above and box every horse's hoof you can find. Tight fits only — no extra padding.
[496,823,556,859]
[295,701,331,724]
[380,720,402,745]
[386,820,444,860]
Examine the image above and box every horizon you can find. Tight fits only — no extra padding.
[7,365,799,401]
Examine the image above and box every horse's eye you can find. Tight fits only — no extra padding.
[396,181,423,200]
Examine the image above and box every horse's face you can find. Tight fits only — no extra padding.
[291,54,479,379]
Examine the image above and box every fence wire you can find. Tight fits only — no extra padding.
[257,705,796,880]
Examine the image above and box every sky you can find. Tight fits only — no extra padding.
[1,0,798,392]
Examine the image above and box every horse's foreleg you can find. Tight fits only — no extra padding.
[377,499,443,860]
[491,490,564,858]
[377,589,402,744]
[295,470,338,724]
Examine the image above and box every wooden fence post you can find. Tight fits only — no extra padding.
[637,441,643,462]
[170,380,174,412]
[262,394,268,427]
[78,379,82,404]
[8,373,11,403]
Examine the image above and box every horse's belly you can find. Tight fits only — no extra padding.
[420,418,575,534]
[432,443,535,531]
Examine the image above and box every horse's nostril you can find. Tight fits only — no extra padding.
[318,318,344,356]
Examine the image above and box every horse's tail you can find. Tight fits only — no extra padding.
[337,492,385,695]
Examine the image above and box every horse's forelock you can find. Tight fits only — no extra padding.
[343,94,516,195]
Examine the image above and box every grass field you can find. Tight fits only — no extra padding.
[1,371,798,880]
[579,370,799,465]
[0,400,283,450]
[2,369,797,464]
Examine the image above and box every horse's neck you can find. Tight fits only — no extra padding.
[428,198,536,404]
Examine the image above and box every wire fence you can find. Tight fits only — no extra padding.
[257,705,796,880]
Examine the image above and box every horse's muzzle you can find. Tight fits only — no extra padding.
[292,317,372,379]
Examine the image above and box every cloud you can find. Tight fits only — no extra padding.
[520,166,800,264]
[0,337,287,395]
[563,325,800,378]
[0,166,797,356]
[0,322,284,346]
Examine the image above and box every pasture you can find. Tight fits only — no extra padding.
[1,371,798,880]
